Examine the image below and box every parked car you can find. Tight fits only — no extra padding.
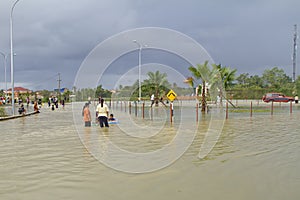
[262,93,294,103]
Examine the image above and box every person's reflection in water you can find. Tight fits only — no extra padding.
[98,128,109,161]
[83,127,91,157]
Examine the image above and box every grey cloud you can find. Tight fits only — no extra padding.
[0,0,299,91]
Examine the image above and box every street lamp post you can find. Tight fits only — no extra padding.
[10,0,20,115]
[0,52,8,103]
[133,40,147,102]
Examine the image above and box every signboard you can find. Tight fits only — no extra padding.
[167,89,177,101]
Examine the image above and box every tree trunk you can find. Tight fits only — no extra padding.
[155,85,159,106]
[219,90,223,107]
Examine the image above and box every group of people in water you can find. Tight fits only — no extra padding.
[48,97,65,111]
[82,95,171,127]
[82,98,116,127]
[17,96,68,115]
[18,101,40,115]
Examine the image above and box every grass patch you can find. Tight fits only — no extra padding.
[229,107,270,113]
[0,107,7,117]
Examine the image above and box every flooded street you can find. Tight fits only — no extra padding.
[0,102,299,200]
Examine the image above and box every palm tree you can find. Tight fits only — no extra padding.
[188,61,212,112]
[143,70,170,103]
[212,64,236,105]
[213,64,236,89]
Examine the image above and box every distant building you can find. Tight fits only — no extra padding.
[5,87,32,102]
[6,87,32,98]
[54,88,68,93]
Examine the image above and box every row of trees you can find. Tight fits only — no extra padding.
[73,71,193,103]
[73,63,299,112]
[186,63,300,112]
[232,67,297,99]
[115,71,192,101]
[2,62,296,109]
[73,85,112,102]
[186,61,237,111]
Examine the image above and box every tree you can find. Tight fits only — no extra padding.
[38,90,51,103]
[295,75,300,95]
[62,90,71,102]
[262,67,292,89]
[248,75,263,87]
[143,70,171,101]
[187,61,236,110]
[212,64,236,90]
[212,64,236,104]
[236,73,250,86]
[128,80,139,100]
[188,61,212,112]
[95,85,111,98]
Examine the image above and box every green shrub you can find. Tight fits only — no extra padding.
[0,107,6,117]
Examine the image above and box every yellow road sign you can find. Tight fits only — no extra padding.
[167,89,177,101]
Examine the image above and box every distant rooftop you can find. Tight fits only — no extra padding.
[7,87,32,93]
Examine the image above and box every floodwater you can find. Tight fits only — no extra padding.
[0,101,299,200]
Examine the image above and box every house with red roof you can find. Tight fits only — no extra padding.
[6,87,32,98]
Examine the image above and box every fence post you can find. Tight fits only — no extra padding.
[129,102,131,115]
[170,102,173,124]
[226,101,228,119]
[142,102,145,119]
[250,101,253,117]
[151,107,153,120]
[196,103,199,122]
[290,101,293,114]
[271,101,274,115]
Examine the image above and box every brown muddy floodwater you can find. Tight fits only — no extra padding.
[0,101,299,200]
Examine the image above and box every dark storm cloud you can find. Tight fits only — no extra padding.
[0,0,299,90]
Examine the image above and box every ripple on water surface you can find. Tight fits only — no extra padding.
[0,104,299,200]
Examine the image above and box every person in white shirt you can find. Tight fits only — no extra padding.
[96,98,109,127]
[150,94,155,107]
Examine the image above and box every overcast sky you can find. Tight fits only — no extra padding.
[0,0,299,91]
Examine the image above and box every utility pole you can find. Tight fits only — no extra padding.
[10,0,21,115]
[57,73,62,100]
[292,24,297,82]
